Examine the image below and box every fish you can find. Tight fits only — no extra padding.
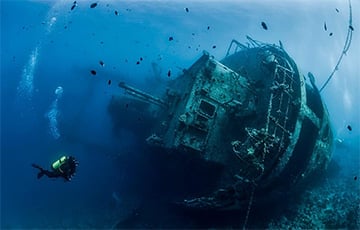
[329,32,333,36]
[207,26,210,30]
[354,176,358,181]
[90,70,97,75]
[115,10,119,16]
[169,36,174,41]
[136,61,140,65]
[261,21,268,30]
[212,45,216,49]
[324,22,327,31]
[185,7,189,13]
[108,80,111,85]
[167,70,171,77]
[99,60,105,67]
[335,8,339,13]
[347,125,352,131]
[140,57,143,61]
[349,25,354,31]
[71,4,76,11]
[90,3,97,8]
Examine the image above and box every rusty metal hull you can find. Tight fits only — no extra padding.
[112,38,333,210]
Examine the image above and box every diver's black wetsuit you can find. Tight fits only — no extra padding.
[32,164,70,180]
[32,156,78,181]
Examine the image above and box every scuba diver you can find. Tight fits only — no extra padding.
[32,155,79,181]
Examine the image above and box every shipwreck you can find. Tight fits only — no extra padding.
[109,37,333,212]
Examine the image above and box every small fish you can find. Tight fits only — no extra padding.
[115,10,119,16]
[185,7,189,13]
[192,33,195,36]
[90,70,97,75]
[167,70,171,77]
[349,25,354,31]
[347,125,352,131]
[335,8,339,13]
[169,36,174,41]
[207,26,210,30]
[90,3,97,8]
[71,4,76,11]
[99,60,105,67]
[136,61,140,65]
[212,45,216,49]
[329,32,333,36]
[261,21,268,30]
[140,57,143,61]
[354,176,358,181]
[108,80,111,85]
[324,22,327,31]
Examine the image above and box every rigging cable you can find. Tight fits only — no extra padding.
[319,0,353,92]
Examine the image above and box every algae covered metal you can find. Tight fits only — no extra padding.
[111,37,333,210]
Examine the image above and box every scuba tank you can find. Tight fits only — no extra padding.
[52,156,67,170]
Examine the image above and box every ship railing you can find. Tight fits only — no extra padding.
[225,39,248,57]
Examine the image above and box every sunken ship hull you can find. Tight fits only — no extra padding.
[110,38,333,211]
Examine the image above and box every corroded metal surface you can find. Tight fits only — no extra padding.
[112,38,333,211]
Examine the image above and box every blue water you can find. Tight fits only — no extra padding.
[1,0,359,228]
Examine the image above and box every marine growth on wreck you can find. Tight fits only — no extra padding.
[109,37,333,212]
